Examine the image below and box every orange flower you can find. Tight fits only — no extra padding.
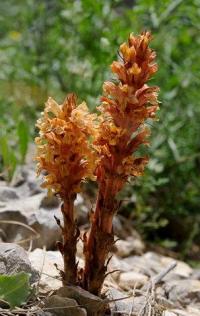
[35,93,97,199]
[83,31,160,296]
[94,31,159,192]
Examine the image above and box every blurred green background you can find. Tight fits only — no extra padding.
[0,0,200,259]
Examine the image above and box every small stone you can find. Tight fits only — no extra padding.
[44,295,87,316]
[108,287,133,314]
[115,236,144,258]
[191,269,200,280]
[0,242,39,283]
[76,239,84,258]
[0,186,19,202]
[56,286,106,316]
[29,249,62,292]
[170,309,196,316]
[165,279,200,305]
[0,192,62,249]
[160,256,192,279]
[74,194,89,226]
[108,288,146,315]
[163,312,177,316]
[187,305,200,316]
[40,195,60,209]
[119,271,148,290]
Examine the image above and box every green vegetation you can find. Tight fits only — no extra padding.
[0,272,30,308]
[0,0,199,255]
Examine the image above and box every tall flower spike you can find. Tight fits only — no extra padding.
[35,93,97,284]
[83,31,159,295]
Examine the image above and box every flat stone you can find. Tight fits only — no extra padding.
[56,286,106,316]
[0,186,19,202]
[0,193,62,249]
[29,248,62,292]
[108,287,133,314]
[115,236,144,258]
[119,271,148,290]
[44,295,87,316]
[170,309,200,316]
[191,269,200,280]
[165,279,200,305]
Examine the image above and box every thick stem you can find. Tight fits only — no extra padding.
[83,183,118,295]
[61,195,79,284]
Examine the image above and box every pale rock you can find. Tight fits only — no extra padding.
[113,216,124,238]
[108,287,145,315]
[119,271,148,290]
[163,312,177,316]
[165,279,200,305]
[170,309,200,316]
[115,236,144,258]
[108,254,132,282]
[57,286,106,316]
[191,269,200,280]
[108,287,134,314]
[76,238,84,258]
[123,253,162,277]
[160,255,192,279]
[123,252,192,281]
[74,194,90,226]
[186,305,200,316]
[0,192,62,249]
[0,242,39,283]
[0,186,19,202]
[44,295,87,316]
[29,248,63,291]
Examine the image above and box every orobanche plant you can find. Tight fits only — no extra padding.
[35,31,159,296]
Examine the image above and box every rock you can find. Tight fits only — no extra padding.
[159,255,193,280]
[108,287,145,315]
[44,295,87,316]
[165,279,200,305]
[122,253,162,277]
[109,254,133,274]
[40,195,60,209]
[122,252,192,281]
[11,164,43,195]
[0,242,39,283]
[0,186,19,202]
[115,236,144,258]
[191,269,200,280]
[108,287,132,313]
[119,271,148,290]
[112,216,124,238]
[22,167,43,195]
[10,166,25,187]
[186,305,200,316]
[56,286,106,316]
[74,194,90,226]
[29,248,63,292]
[0,192,62,249]
[35,312,54,316]
[76,239,84,258]
[170,309,200,316]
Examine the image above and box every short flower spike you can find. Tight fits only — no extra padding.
[35,93,97,283]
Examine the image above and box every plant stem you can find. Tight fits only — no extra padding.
[61,196,78,284]
[83,182,117,295]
